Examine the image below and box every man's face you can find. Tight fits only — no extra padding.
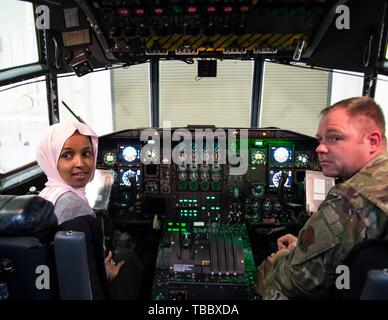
[57,132,94,188]
[316,108,372,179]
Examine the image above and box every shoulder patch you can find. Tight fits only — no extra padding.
[299,226,315,252]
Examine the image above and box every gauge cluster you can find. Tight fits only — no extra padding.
[96,128,318,226]
[102,151,117,167]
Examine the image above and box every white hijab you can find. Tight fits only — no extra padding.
[36,121,98,205]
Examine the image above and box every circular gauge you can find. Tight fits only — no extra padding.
[121,169,139,186]
[199,164,210,172]
[145,181,158,193]
[200,171,210,181]
[263,199,272,211]
[122,146,138,163]
[274,147,290,163]
[200,181,210,191]
[252,201,261,212]
[274,201,283,212]
[251,184,265,197]
[103,152,117,166]
[295,152,310,168]
[189,164,198,171]
[160,184,171,193]
[189,171,199,181]
[177,181,187,191]
[143,147,159,164]
[178,163,187,172]
[189,181,199,191]
[211,181,221,191]
[178,172,188,181]
[251,149,266,165]
[211,164,221,172]
[211,172,221,181]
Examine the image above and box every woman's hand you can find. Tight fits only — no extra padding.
[104,251,125,281]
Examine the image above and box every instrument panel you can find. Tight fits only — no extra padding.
[97,127,319,226]
[96,127,320,300]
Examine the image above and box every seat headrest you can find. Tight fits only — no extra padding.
[0,195,58,237]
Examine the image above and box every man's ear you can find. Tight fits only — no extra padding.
[367,131,382,153]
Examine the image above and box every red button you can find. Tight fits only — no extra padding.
[240,5,249,13]
[118,8,129,16]
[188,6,197,14]
[224,6,233,13]
[207,6,216,13]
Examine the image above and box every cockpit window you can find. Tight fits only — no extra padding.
[160,60,253,128]
[0,77,48,174]
[57,70,114,136]
[260,62,330,136]
[0,0,39,71]
[111,63,151,130]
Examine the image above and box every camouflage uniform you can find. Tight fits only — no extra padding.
[256,152,388,299]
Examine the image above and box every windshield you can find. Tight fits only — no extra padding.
[0,0,388,175]
[0,0,39,71]
[0,77,48,174]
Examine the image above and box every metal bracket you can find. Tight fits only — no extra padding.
[74,0,116,61]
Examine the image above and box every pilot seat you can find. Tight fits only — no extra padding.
[0,194,105,300]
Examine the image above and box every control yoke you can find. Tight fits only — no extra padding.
[277,171,304,213]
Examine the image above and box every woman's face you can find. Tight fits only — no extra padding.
[57,132,95,188]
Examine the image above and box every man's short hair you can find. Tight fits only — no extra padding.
[321,97,386,139]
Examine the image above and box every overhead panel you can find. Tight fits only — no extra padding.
[89,0,337,62]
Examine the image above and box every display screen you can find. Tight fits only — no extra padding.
[118,144,141,164]
[268,170,293,189]
[269,145,293,166]
[119,168,142,187]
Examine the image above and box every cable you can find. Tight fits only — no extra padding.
[363,34,374,68]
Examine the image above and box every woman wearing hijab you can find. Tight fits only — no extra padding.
[36,121,143,299]
[36,121,99,224]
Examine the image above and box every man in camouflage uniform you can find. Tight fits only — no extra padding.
[256,96,388,299]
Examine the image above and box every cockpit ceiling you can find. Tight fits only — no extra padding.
[38,0,339,73]
[91,0,336,61]
[34,0,386,75]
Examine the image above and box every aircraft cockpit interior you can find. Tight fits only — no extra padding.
[94,127,323,299]
[1,0,388,302]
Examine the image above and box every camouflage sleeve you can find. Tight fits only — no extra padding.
[256,191,366,299]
